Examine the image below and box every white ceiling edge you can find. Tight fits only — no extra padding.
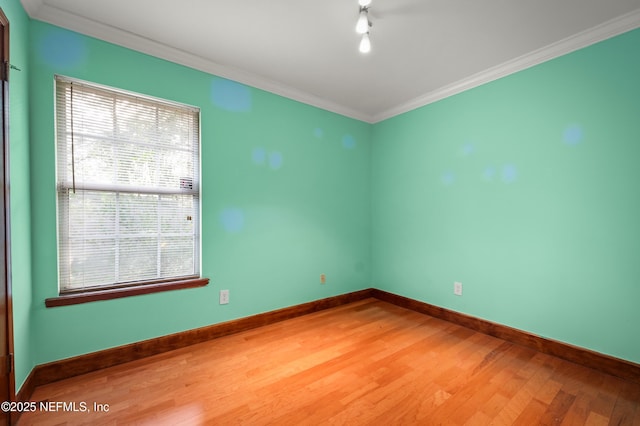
[21,0,374,123]
[20,0,43,16]
[372,8,640,123]
[22,1,640,125]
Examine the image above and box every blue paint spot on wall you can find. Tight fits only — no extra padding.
[461,143,475,156]
[252,147,266,165]
[501,164,517,183]
[211,78,252,112]
[342,135,356,149]
[269,152,283,170]
[563,124,584,146]
[38,29,87,70]
[441,171,455,186]
[220,208,245,233]
[482,166,496,181]
[314,128,324,139]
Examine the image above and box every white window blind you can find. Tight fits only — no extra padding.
[55,76,201,293]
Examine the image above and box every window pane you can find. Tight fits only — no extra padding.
[119,237,158,283]
[72,136,116,185]
[157,109,195,150]
[68,191,116,238]
[115,99,157,144]
[73,91,115,139]
[68,238,116,290]
[119,193,159,236]
[56,76,200,292]
[161,236,195,277]
[160,195,195,234]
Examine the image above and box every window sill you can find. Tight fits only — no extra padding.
[45,277,210,308]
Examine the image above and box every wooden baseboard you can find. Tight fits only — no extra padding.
[16,286,640,410]
[13,368,36,425]
[17,289,374,404]
[371,288,640,385]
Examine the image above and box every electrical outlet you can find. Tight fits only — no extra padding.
[320,273,326,284]
[219,289,229,304]
[454,282,463,296]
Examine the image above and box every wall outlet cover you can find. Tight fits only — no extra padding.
[454,282,463,296]
[219,289,229,304]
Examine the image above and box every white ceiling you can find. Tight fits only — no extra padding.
[21,0,640,123]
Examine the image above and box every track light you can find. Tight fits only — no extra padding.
[355,9,369,34]
[355,0,372,53]
[359,33,371,53]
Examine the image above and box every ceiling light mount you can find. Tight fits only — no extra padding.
[356,7,370,34]
[355,0,373,53]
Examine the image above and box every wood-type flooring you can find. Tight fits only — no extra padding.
[18,299,640,425]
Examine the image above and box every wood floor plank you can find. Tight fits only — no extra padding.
[512,398,549,425]
[18,299,640,425]
[538,389,576,425]
[561,390,596,426]
[584,411,609,426]
[610,380,640,426]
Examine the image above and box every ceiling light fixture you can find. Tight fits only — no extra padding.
[359,32,371,54]
[355,9,369,34]
[355,0,372,53]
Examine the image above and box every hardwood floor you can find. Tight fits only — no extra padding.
[19,299,640,425]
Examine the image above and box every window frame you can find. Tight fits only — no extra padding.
[47,76,208,307]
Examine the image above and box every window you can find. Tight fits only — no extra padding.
[54,76,202,298]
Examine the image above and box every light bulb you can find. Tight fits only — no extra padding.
[359,0,372,6]
[359,33,371,53]
[355,10,369,34]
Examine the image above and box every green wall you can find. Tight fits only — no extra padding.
[10,3,640,395]
[28,21,371,366]
[372,28,640,363]
[1,0,34,392]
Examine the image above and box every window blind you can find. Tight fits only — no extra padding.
[55,76,201,293]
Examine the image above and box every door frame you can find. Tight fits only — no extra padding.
[0,6,16,406]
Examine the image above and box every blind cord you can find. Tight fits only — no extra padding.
[70,83,76,194]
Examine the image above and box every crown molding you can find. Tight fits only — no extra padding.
[20,0,43,17]
[21,0,375,123]
[21,1,640,125]
[372,8,640,123]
